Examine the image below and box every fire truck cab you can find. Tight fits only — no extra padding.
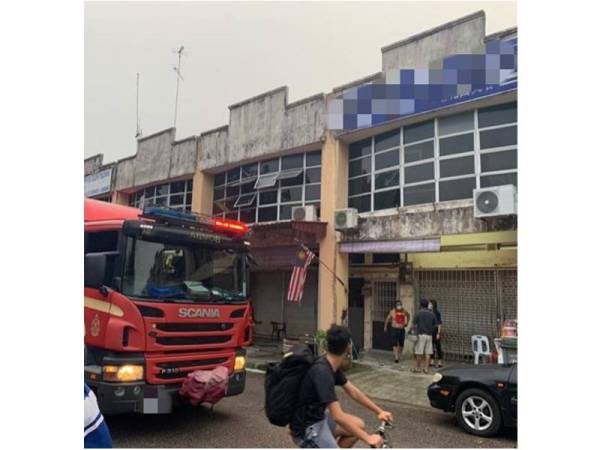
[84,199,252,414]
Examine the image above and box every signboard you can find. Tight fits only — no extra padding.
[85,168,112,197]
[328,36,517,131]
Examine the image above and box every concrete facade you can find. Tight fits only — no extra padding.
[84,11,517,356]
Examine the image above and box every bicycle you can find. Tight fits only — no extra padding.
[372,421,393,449]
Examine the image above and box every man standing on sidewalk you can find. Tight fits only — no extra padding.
[383,302,410,363]
[410,298,437,374]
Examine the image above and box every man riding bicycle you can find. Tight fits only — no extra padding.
[290,325,393,448]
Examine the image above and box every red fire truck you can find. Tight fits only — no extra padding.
[84,199,252,414]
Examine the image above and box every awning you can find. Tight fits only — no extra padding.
[339,239,440,254]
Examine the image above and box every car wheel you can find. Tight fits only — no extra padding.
[455,388,502,437]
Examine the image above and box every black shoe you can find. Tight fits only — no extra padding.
[395,359,399,363]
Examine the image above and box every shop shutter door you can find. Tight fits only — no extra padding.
[416,269,516,360]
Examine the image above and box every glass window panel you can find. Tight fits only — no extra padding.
[404,140,434,163]
[226,184,239,197]
[185,205,192,213]
[349,138,372,160]
[404,120,434,144]
[439,177,476,202]
[281,154,303,170]
[306,151,321,167]
[170,194,184,205]
[305,184,321,201]
[156,184,169,196]
[224,198,236,211]
[439,133,474,156]
[186,193,192,205]
[281,186,302,203]
[305,167,321,184]
[239,208,256,224]
[259,190,277,205]
[403,183,435,206]
[170,181,185,193]
[258,206,277,222]
[279,204,302,221]
[227,168,240,183]
[215,173,226,186]
[404,162,434,184]
[348,175,371,197]
[225,211,239,220]
[374,189,400,210]
[144,186,155,197]
[254,172,279,189]
[348,194,371,213]
[440,156,474,178]
[349,156,371,178]
[375,149,399,171]
[154,196,168,206]
[438,111,474,136]
[480,126,517,149]
[349,253,365,265]
[241,182,255,194]
[373,254,400,264]
[241,163,258,179]
[481,150,517,172]
[375,169,400,190]
[277,168,303,180]
[213,203,224,215]
[260,159,279,174]
[480,173,518,188]
[374,129,400,152]
[234,193,257,208]
[478,102,517,128]
[280,173,304,187]
[186,180,193,191]
[214,187,225,200]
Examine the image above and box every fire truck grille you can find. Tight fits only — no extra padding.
[156,335,231,346]
[156,323,233,332]
[155,357,229,380]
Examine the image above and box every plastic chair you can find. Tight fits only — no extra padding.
[471,335,491,365]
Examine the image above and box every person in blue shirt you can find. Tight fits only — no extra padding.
[85,384,112,448]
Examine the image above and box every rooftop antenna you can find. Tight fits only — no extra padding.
[135,72,142,138]
[173,45,186,130]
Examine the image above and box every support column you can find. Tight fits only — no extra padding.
[112,191,129,206]
[318,131,349,331]
[192,170,214,215]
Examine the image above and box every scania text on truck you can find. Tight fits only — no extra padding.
[84,199,252,414]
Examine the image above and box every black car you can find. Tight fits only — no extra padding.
[427,363,517,437]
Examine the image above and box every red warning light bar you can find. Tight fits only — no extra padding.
[212,218,249,235]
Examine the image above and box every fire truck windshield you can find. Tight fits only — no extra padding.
[121,237,247,303]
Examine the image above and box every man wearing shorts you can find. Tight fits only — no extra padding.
[410,298,437,374]
[383,302,410,363]
[290,325,393,448]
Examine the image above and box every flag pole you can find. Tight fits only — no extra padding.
[294,239,348,296]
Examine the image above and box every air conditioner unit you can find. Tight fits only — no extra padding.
[334,208,359,230]
[292,205,317,221]
[473,185,517,218]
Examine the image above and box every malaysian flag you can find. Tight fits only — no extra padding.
[287,247,316,303]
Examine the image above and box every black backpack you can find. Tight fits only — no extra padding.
[264,344,314,427]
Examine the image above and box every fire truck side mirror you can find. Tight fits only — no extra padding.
[84,253,107,289]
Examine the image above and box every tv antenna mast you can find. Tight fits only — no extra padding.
[135,72,142,138]
[172,45,186,129]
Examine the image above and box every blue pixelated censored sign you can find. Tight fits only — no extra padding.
[328,37,517,131]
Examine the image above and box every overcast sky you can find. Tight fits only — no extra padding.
[85,1,517,163]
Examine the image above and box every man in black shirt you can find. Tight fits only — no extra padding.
[410,298,438,374]
[290,325,393,448]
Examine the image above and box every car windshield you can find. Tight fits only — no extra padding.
[121,237,246,303]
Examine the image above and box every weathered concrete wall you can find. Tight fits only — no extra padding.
[199,88,326,171]
[342,203,516,241]
[114,157,135,191]
[170,137,198,178]
[84,154,103,176]
[381,10,485,72]
[134,129,174,187]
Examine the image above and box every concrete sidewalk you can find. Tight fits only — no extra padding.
[245,342,470,409]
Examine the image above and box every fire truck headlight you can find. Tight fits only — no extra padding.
[103,364,144,382]
[234,356,246,371]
